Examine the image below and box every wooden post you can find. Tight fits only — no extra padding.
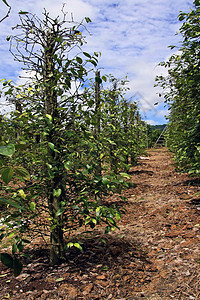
[43,29,65,265]
[94,71,102,203]
[130,103,137,165]
[95,70,101,143]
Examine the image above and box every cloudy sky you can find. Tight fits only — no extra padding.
[0,0,193,124]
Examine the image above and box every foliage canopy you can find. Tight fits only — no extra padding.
[0,8,147,275]
[156,0,200,175]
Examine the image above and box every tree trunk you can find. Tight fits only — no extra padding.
[48,181,65,265]
[43,31,65,265]
[94,71,102,203]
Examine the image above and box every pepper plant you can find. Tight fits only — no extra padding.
[0,9,132,273]
[0,7,148,276]
[156,0,200,174]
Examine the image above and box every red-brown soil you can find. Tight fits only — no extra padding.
[0,148,200,299]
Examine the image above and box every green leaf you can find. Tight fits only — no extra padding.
[13,257,23,277]
[102,177,109,185]
[18,189,26,200]
[96,207,101,217]
[168,45,176,50]
[56,277,64,282]
[46,114,52,121]
[12,243,18,255]
[55,208,65,217]
[89,59,97,67]
[91,218,97,225]
[3,293,10,298]
[0,144,15,157]
[15,143,28,151]
[102,75,107,82]
[30,202,36,211]
[116,213,121,221]
[85,216,91,225]
[1,167,13,184]
[18,11,29,14]
[15,167,30,180]
[74,243,83,250]
[179,13,186,21]
[107,139,116,145]
[105,225,112,234]
[54,148,60,153]
[0,253,14,269]
[76,57,83,64]
[95,76,102,84]
[48,142,55,150]
[85,17,92,23]
[83,52,91,58]
[0,273,8,277]
[53,189,62,198]
[119,172,130,179]
[67,242,74,248]
[64,161,72,170]
[0,197,25,210]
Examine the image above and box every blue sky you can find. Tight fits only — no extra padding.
[0,0,193,124]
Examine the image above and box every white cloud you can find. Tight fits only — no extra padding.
[33,0,96,21]
[0,0,193,123]
[146,119,159,125]
[156,109,169,118]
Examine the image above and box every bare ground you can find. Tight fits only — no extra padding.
[0,148,200,299]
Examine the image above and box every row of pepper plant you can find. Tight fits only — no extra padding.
[156,0,200,175]
[0,9,147,276]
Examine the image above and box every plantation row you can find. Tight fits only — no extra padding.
[157,0,200,175]
[0,10,148,275]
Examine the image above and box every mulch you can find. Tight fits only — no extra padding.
[0,148,200,299]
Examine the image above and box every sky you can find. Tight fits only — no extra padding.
[0,0,193,124]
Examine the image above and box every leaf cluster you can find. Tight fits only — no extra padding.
[0,8,147,274]
[156,0,200,175]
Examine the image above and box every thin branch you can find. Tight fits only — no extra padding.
[0,4,11,23]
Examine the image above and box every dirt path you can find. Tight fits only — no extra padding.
[120,148,200,299]
[0,148,200,299]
